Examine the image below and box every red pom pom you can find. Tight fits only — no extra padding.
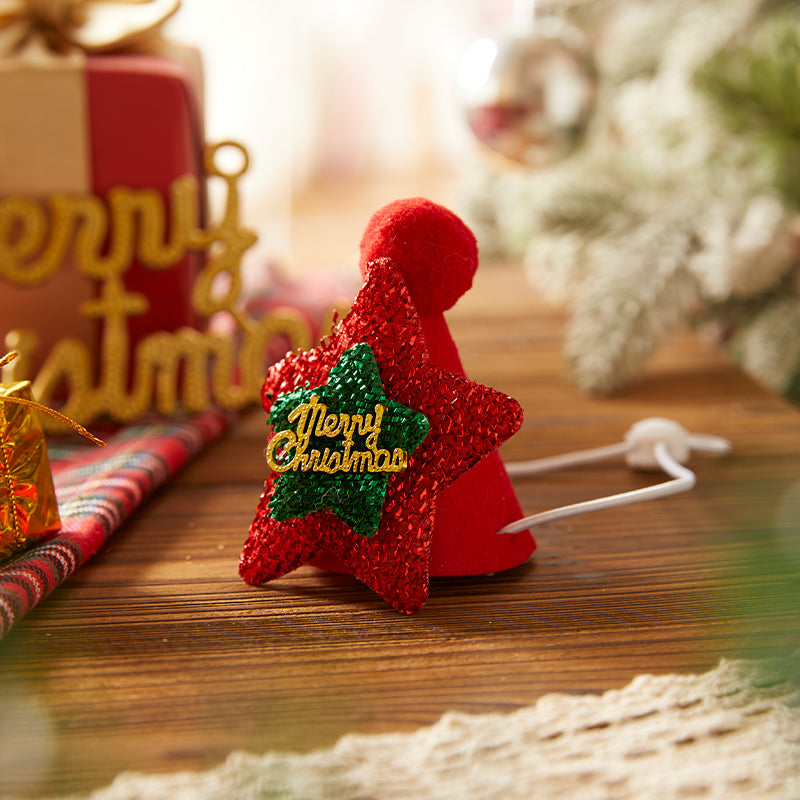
[359,198,478,315]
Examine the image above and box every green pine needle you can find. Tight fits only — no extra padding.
[695,15,800,206]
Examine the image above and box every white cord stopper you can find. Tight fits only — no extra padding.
[497,417,731,535]
[624,417,691,471]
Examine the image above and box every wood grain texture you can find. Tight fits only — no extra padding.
[2,222,799,797]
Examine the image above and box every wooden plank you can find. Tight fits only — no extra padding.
[1,261,798,797]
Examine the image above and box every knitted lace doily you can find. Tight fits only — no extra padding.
[59,655,799,800]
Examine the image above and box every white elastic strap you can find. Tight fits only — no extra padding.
[505,441,629,477]
[497,418,730,535]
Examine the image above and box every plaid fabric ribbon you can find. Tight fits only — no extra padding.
[0,410,230,638]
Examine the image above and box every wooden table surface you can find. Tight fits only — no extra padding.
[2,198,800,797]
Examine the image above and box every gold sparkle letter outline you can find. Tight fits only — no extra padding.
[1,141,315,431]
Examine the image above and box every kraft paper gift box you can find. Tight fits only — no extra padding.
[0,0,205,378]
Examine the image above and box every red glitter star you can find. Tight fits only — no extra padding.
[239,258,523,614]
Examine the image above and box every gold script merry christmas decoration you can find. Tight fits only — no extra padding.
[265,395,410,475]
[263,342,430,537]
[0,141,314,431]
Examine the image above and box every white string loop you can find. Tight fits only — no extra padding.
[498,418,730,535]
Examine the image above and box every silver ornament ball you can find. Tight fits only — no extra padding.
[458,16,597,168]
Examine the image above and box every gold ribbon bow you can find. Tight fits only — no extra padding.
[0,352,105,446]
[0,0,179,55]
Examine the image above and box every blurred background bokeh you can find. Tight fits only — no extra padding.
[166,0,507,265]
[167,0,800,405]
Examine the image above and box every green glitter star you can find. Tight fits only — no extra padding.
[266,343,429,537]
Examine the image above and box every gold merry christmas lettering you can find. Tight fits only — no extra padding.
[0,141,315,430]
[265,395,408,475]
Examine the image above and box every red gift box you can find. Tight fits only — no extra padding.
[0,15,205,379]
[87,52,205,348]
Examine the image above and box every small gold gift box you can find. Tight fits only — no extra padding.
[0,353,104,560]
[0,380,60,559]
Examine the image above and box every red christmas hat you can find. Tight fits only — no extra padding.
[358,198,535,576]
[240,199,534,613]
